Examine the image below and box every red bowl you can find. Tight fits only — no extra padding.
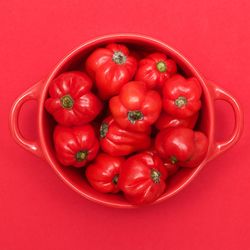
[9,34,243,208]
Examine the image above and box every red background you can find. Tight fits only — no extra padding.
[1,0,250,249]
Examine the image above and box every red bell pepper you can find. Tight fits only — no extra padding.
[45,71,102,126]
[54,125,99,168]
[86,153,124,193]
[162,74,202,118]
[155,127,208,168]
[118,151,167,205]
[155,112,199,130]
[109,81,162,132]
[100,116,151,156]
[85,43,137,100]
[135,52,177,89]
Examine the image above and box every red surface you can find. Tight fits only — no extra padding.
[1,0,250,249]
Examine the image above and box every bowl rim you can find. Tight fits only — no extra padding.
[38,33,214,208]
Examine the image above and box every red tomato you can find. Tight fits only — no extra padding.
[119,151,167,205]
[86,153,125,193]
[135,52,177,89]
[45,71,102,126]
[85,43,137,100]
[100,116,151,156]
[109,81,162,132]
[162,74,202,118]
[53,125,99,168]
[155,127,208,168]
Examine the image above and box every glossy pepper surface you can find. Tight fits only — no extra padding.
[155,112,198,130]
[54,125,99,168]
[162,74,202,118]
[45,71,102,126]
[100,116,151,156]
[118,151,167,205]
[135,52,177,89]
[155,127,208,168]
[163,162,179,176]
[109,81,162,132]
[85,43,137,100]
[86,153,124,193]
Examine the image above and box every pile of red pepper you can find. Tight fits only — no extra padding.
[45,43,208,205]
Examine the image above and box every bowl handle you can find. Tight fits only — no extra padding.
[9,81,44,158]
[207,80,244,161]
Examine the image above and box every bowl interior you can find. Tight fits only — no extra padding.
[41,35,212,208]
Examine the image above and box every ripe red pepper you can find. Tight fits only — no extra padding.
[86,153,124,193]
[54,125,99,168]
[85,43,137,100]
[162,74,202,118]
[135,52,177,89]
[155,112,199,130]
[45,71,102,126]
[109,81,162,132]
[100,116,151,156]
[119,151,167,205]
[155,128,208,168]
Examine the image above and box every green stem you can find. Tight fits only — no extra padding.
[112,174,119,185]
[100,122,109,138]
[75,150,88,162]
[170,156,178,164]
[156,61,167,73]
[175,96,187,108]
[60,94,74,109]
[112,51,127,64]
[127,110,144,124]
[151,169,161,183]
